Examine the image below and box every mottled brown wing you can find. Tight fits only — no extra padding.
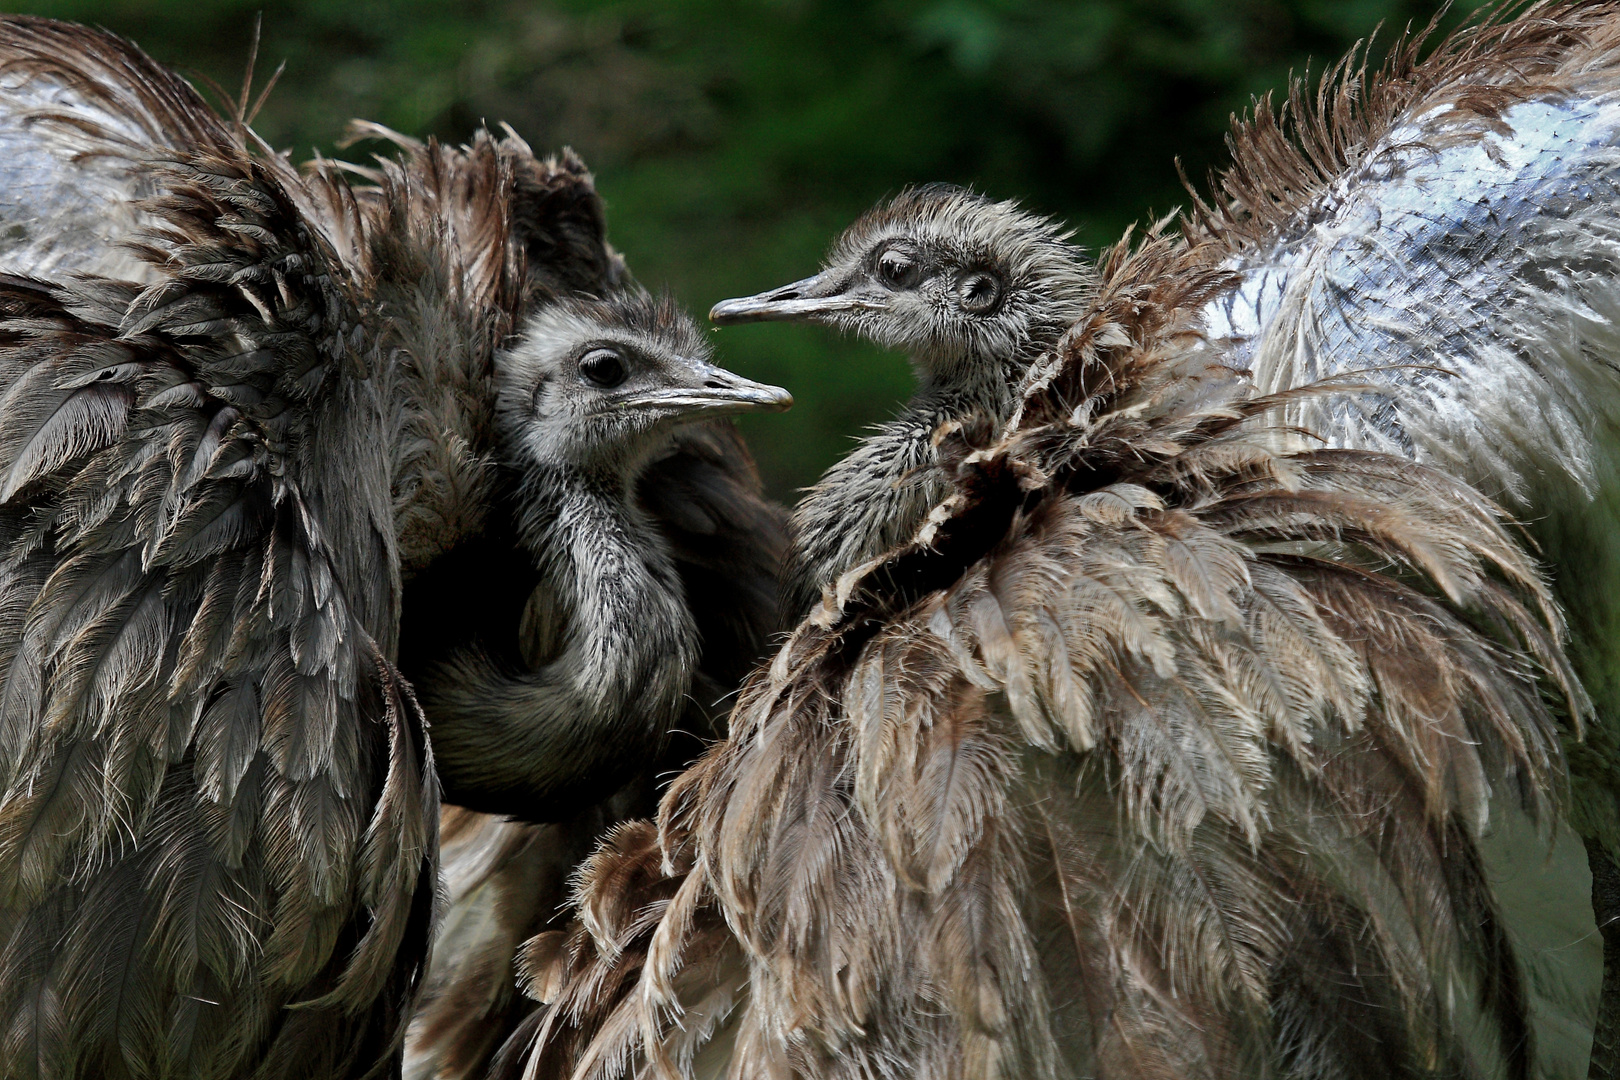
[509,231,1575,1080]
[0,24,436,1080]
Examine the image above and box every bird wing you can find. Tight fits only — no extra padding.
[1194,8,1620,1036]
[0,22,436,1080]
[404,808,609,1080]
[0,17,249,282]
[1193,1,1620,505]
[506,231,1576,1079]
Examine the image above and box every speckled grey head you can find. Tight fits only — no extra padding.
[499,291,791,477]
[710,185,1092,379]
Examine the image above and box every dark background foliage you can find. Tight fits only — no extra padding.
[12,0,1459,499]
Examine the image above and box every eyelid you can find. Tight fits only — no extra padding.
[876,243,923,288]
[579,345,629,388]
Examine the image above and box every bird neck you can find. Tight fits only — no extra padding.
[913,354,1021,422]
[782,354,1020,619]
[422,461,699,819]
[513,462,698,721]
[520,462,686,620]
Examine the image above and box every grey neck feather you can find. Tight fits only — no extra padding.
[784,353,1020,618]
[423,462,698,818]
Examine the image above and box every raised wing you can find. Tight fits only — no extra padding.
[1193,3,1620,504]
[0,22,436,1080]
[1193,8,1620,1066]
[505,231,1577,1079]
[0,17,243,281]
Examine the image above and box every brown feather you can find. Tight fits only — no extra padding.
[509,210,1578,1078]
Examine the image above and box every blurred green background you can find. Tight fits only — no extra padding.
[10,0,1459,500]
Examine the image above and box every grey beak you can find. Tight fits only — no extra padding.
[615,364,793,418]
[709,271,888,325]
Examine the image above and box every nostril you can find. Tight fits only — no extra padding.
[774,290,801,301]
[704,378,728,389]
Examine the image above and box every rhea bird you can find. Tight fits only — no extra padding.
[512,6,1620,1079]
[505,213,1577,1080]
[411,292,789,819]
[497,22,1611,1080]
[710,186,1089,616]
[402,290,789,1080]
[0,16,789,1080]
[350,122,792,1080]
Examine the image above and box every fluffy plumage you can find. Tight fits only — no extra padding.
[1183,2,1620,1071]
[710,186,1092,618]
[499,6,1620,1075]
[399,278,790,1080]
[505,219,1580,1078]
[0,16,754,1080]
[0,18,437,1079]
[410,288,789,819]
[403,418,786,1080]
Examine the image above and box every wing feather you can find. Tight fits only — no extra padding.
[1185,25,1620,1067]
[521,218,1576,1078]
[0,20,438,1080]
[0,17,240,283]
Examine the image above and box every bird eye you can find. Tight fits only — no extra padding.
[578,347,627,388]
[956,270,1003,315]
[875,246,922,290]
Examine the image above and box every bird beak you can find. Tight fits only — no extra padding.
[709,271,888,325]
[613,363,793,419]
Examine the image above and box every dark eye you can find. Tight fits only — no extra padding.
[875,246,922,290]
[957,270,1003,315]
[578,347,627,388]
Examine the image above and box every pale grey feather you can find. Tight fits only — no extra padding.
[1188,5,1620,1073]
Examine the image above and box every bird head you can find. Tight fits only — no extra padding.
[499,291,791,480]
[710,185,1091,383]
